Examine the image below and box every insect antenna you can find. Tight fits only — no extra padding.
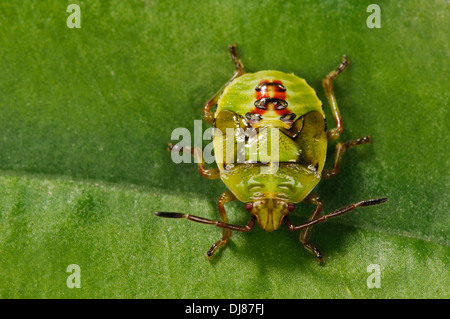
[284,198,388,231]
[154,212,256,232]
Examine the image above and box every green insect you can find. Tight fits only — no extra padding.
[155,44,387,262]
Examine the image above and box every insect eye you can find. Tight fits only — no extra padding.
[245,203,253,212]
[288,203,295,212]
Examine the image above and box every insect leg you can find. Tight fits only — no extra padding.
[168,143,220,179]
[228,44,245,74]
[207,191,238,258]
[299,193,324,262]
[203,44,245,125]
[284,197,387,259]
[322,136,371,179]
[322,56,349,141]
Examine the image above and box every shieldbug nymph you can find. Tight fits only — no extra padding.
[155,44,387,263]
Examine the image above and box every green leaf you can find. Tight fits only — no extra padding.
[0,0,448,298]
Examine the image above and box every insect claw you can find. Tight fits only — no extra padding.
[316,257,326,264]
[313,246,324,263]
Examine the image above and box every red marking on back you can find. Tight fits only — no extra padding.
[256,80,286,101]
[275,108,290,116]
[251,108,265,115]
[253,80,290,116]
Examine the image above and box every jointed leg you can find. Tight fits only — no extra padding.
[284,197,387,260]
[299,193,324,262]
[203,44,245,125]
[229,44,244,73]
[168,143,220,179]
[207,191,237,258]
[322,136,371,179]
[323,56,349,141]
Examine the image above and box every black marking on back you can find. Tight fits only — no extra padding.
[254,98,288,110]
[255,82,286,92]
